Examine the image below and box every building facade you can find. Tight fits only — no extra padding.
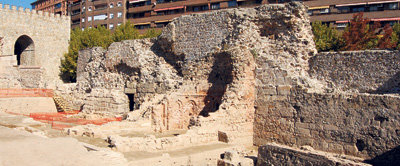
[32,0,400,31]
[69,0,127,30]
[302,0,400,29]
[31,0,69,15]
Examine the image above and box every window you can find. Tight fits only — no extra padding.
[320,8,329,14]
[338,6,349,13]
[118,23,122,26]
[117,1,122,7]
[82,6,86,12]
[94,14,107,21]
[336,23,347,28]
[146,0,152,5]
[352,7,364,12]
[88,16,92,22]
[88,6,92,11]
[55,3,62,9]
[228,1,237,7]
[110,3,114,8]
[156,22,169,28]
[307,10,313,15]
[369,5,378,11]
[388,3,398,10]
[82,18,85,22]
[135,24,150,29]
[211,3,220,10]
[109,24,114,29]
[118,12,122,18]
[109,13,114,19]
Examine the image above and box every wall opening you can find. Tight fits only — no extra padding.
[127,94,135,111]
[14,35,35,66]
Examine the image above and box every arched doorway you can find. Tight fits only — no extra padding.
[14,35,35,66]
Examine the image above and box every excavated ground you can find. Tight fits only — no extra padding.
[0,110,257,165]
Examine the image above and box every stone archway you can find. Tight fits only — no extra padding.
[14,35,35,66]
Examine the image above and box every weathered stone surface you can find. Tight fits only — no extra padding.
[254,86,400,159]
[309,50,400,93]
[53,2,400,164]
[0,6,70,89]
[257,144,368,166]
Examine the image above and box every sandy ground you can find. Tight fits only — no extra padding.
[0,111,256,166]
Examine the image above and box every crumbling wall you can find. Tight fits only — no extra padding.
[255,49,400,159]
[309,50,400,93]
[254,86,400,159]
[60,2,317,147]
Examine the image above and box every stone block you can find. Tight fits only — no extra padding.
[124,88,136,94]
[276,85,291,95]
[218,131,230,143]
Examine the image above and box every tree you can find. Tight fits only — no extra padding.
[342,12,379,51]
[142,28,162,39]
[112,22,140,42]
[60,23,163,82]
[377,24,396,49]
[392,23,400,49]
[312,21,344,52]
[60,26,113,82]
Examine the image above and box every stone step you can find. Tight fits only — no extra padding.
[53,95,74,112]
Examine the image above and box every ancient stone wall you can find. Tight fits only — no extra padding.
[0,4,70,89]
[309,50,400,94]
[254,86,400,159]
[255,50,400,159]
[58,2,400,161]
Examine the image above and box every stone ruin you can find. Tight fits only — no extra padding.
[55,2,400,165]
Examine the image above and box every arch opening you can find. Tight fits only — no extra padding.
[14,35,35,66]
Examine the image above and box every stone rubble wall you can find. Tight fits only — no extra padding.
[309,50,400,94]
[60,2,318,149]
[254,86,400,159]
[257,144,369,166]
[57,2,400,162]
[0,4,70,89]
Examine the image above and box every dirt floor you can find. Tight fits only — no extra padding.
[0,111,257,166]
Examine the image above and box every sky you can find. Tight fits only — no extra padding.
[0,0,33,9]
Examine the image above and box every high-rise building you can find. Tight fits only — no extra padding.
[32,0,400,32]
[69,0,127,30]
[31,0,69,15]
[302,0,400,29]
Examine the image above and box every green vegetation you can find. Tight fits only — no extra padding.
[60,23,162,82]
[312,21,344,52]
[312,12,399,52]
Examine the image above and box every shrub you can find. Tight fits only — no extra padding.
[312,21,344,52]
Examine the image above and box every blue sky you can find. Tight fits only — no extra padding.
[0,0,33,9]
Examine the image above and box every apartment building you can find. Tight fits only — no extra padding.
[69,0,127,30]
[302,0,400,28]
[32,0,400,31]
[31,0,69,15]
[126,0,268,30]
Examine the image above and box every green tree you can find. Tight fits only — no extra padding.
[60,26,113,82]
[392,23,400,49]
[342,12,379,51]
[60,22,164,82]
[142,28,162,39]
[112,22,140,42]
[312,21,344,52]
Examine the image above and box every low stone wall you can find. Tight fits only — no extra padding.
[309,50,400,93]
[257,144,367,166]
[254,86,400,159]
